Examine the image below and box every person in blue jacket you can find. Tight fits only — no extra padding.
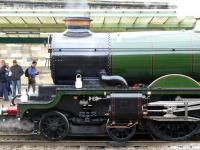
[28,61,39,93]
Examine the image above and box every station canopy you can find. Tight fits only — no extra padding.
[0,9,197,38]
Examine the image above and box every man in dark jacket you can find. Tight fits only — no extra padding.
[10,60,24,97]
[0,60,9,100]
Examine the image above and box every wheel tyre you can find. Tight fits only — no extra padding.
[39,111,69,141]
[147,95,200,141]
[146,120,200,141]
[106,119,136,142]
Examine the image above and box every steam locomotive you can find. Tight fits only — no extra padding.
[3,17,200,142]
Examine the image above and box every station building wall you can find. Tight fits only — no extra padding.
[0,44,53,85]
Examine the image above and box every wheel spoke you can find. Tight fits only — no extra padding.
[147,120,199,140]
[148,96,200,140]
[106,119,136,142]
[39,111,69,140]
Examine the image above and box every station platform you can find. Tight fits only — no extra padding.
[0,99,10,107]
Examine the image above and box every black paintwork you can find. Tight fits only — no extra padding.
[110,93,143,121]
[50,49,109,84]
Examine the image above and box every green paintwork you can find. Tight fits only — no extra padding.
[111,31,200,84]
[17,91,63,118]
[154,54,192,75]
[112,54,152,82]
[147,88,200,95]
[148,74,200,89]
[194,54,200,74]
[18,87,200,118]
[16,30,200,117]
[17,90,105,118]
[112,52,200,83]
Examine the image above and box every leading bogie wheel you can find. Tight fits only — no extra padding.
[39,111,69,140]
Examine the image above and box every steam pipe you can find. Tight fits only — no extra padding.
[11,94,21,106]
[100,73,128,88]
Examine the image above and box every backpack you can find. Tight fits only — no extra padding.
[25,67,29,77]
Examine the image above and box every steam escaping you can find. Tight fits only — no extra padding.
[65,0,90,18]
[171,0,200,18]
[0,119,34,133]
[65,0,89,9]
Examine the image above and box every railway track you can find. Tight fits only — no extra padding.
[0,133,41,141]
[0,134,199,149]
[0,140,200,149]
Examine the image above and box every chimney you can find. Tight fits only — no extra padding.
[63,17,92,37]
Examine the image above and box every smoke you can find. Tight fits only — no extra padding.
[64,0,89,17]
[65,0,89,9]
[171,0,200,18]
[0,119,34,133]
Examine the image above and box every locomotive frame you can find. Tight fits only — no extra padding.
[15,74,200,142]
[4,17,200,142]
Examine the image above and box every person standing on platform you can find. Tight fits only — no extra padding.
[0,60,9,100]
[5,63,12,96]
[10,60,24,97]
[27,61,39,93]
[0,60,4,98]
